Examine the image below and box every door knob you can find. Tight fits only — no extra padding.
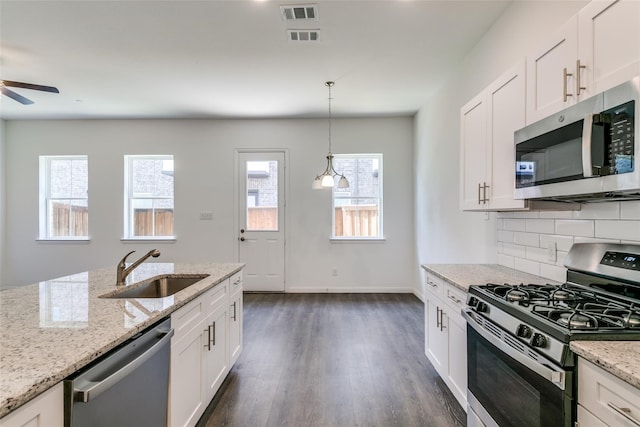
[240,237,245,242]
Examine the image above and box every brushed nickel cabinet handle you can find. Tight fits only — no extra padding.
[231,301,237,321]
[436,307,441,329]
[576,60,586,97]
[607,402,640,426]
[478,183,482,205]
[212,321,216,346]
[563,67,573,102]
[448,294,462,304]
[204,325,212,351]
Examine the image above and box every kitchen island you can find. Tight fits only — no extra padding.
[0,262,243,418]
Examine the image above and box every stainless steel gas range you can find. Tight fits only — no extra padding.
[463,243,640,427]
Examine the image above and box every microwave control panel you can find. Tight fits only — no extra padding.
[597,100,635,175]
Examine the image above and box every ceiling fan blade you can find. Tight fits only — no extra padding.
[1,86,35,105]
[2,80,59,93]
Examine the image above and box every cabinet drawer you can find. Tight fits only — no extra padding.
[229,271,243,297]
[578,358,640,427]
[172,295,207,340]
[424,273,445,298]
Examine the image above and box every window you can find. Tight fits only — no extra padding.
[39,155,88,239]
[124,155,174,238]
[331,154,383,239]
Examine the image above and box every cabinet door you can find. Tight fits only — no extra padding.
[486,61,527,210]
[170,321,206,427]
[446,309,467,409]
[425,297,448,376]
[460,92,488,211]
[229,290,243,366]
[526,16,578,124]
[203,303,228,403]
[578,0,640,97]
[0,383,63,427]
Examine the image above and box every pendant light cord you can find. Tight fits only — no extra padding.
[326,81,333,154]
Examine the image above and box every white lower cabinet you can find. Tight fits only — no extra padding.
[170,272,243,427]
[228,272,243,366]
[424,272,467,409]
[0,383,63,427]
[577,357,640,427]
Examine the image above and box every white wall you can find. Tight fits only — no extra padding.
[3,117,416,289]
[414,1,588,291]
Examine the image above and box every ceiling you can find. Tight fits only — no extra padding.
[0,0,510,120]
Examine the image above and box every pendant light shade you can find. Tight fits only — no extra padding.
[312,81,349,190]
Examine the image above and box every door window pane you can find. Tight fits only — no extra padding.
[246,160,278,231]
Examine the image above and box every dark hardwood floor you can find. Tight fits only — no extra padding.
[198,293,466,427]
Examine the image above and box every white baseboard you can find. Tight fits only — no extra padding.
[284,286,416,294]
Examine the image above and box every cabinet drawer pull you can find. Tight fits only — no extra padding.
[448,294,462,304]
[607,402,640,426]
[426,278,438,288]
[204,324,212,351]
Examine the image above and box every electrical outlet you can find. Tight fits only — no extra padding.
[547,242,557,262]
[199,211,213,220]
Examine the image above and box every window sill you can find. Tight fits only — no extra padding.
[37,238,90,244]
[121,237,177,243]
[330,237,386,243]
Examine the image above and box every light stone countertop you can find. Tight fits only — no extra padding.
[571,341,640,390]
[421,263,561,292]
[0,262,244,418]
[421,263,640,390]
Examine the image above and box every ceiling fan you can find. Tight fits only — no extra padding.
[1,80,59,105]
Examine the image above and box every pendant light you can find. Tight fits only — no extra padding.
[312,81,349,189]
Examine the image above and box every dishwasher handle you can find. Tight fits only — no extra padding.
[74,326,174,403]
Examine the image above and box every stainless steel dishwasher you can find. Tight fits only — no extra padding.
[64,317,174,427]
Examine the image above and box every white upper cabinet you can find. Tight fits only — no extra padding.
[460,61,527,211]
[526,16,579,124]
[527,0,640,125]
[578,0,640,97]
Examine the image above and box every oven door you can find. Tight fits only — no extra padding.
[463,309,573,427]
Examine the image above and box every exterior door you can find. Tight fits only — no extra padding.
[236,151,285,292]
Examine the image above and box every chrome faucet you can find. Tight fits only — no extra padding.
[116,249,161,286]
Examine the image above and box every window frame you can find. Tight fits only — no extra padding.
[123,154,175,240]
[38,155,89,241]
[331,153,384,241]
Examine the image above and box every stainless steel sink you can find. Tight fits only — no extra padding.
[100,274,210,299]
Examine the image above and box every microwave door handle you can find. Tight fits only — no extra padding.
[582,114,594,177]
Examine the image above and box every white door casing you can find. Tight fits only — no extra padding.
[236,151,286,292]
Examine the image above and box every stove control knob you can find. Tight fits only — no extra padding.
[475,301,488,313]
[531,333,547,348]
[516,324,532,339]
[467,296,478,307]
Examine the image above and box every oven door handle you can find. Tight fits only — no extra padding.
[462,309,566,390]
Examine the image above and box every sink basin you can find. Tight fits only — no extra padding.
[100,274,210,299]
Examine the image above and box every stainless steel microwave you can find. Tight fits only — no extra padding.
[515,76,639,202]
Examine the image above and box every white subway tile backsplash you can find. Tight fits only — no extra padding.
[497,230,514,243]
[595,220,640,240]
[497,253,515,269]
[539,234,574,251]
[620,201,640,220]
[539,263,566,283]
[503,243,526,257]
[514,258,540,276]
[495,202,640,283]
[503,219,526,231]
[526,219,555,234]
[573,202,619,220]
[555,220,594,237]
[539,210,573,219]
[514,232,540,247]
[525,247,549,263]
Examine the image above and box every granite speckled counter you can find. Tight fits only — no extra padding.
[0,262,243,418]
[421,264,640,390]
[421,263,561,292]
[571,341,640,389]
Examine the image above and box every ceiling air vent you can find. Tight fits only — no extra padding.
[280,4,318,21]
[287,29,320,42]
